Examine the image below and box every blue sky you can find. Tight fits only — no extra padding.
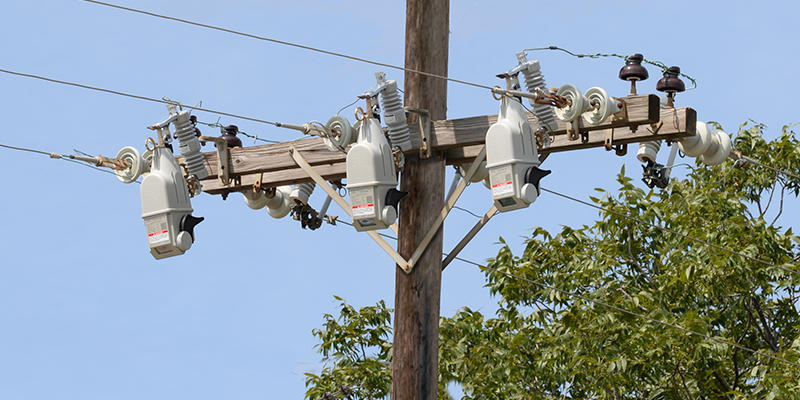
[1,1,798,399]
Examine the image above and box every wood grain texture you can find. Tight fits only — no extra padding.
[392,0,448,399]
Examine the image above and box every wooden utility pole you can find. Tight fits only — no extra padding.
[392,0,449,399]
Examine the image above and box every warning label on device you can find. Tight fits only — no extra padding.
[350,188,376,218]
[145,215,170,245]
[490,165,514,197]
[148,230,169,244]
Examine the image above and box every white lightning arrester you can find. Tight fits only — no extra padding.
[485,65,551,212]
[140,105,204,259]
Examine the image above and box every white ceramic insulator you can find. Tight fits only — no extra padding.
[290,183,315,205]
[700,128,732,166]
[637,141,661,163]
[115,146,145,184]
[679,122,713,157]
[142,149,153,173]
[324,115,355,152]
[520,61,557,132]
[380,80,412,152]
[583,87,622,125]
[243,190,270,210]
[267,186,293,219]
[554,84,592,122]
[173,111,208,180]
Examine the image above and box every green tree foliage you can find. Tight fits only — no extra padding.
[306,124,800,399]
[304,296,393,400]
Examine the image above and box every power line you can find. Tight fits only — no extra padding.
[82,0,494,92]
[453,205,483,219]
[0,67,280,127]
[0,142,140,183]
[195,118,282,144]
[0,143,52,157]
[540,188,800,277]
[341,182,796,278]
[738,155,800,181]
[523,46,698,90]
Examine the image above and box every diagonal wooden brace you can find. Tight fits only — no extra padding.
[405,146,487,271]
[288,147,410,270]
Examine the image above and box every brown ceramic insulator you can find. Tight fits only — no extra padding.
[619,53,649,81]
[220,125,243,148]
[656,66,685,93]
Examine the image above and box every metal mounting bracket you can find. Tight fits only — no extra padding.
[288,147,410,271]
[198,135,230,186]
[566,119,580,141]
[253,172,265,193]
[604,129,614,151]
[405,107,431,159]
[567,119,589,143]
[604,129,628,156]
[405,145,487,272]
[611,98,629,122]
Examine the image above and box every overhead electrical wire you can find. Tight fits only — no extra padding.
[738,155,800,181]
[337,219,800,369]
[0,142,140,182]
[81,0,495,92]
[0,143,53,157]
[343,181,797,279]
[523,46,698,90]
[0,68,280,127]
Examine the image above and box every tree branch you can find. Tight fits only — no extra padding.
[751,296,779,352]
[627,224,661,302]
[671,365,688,400]
[755,190,764,217]
[732,300,753,393]
[770,184,785,226]
[760,173,779,218]
[680,370,694,400]
[617,287,649,312]
[712,370,731,398]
